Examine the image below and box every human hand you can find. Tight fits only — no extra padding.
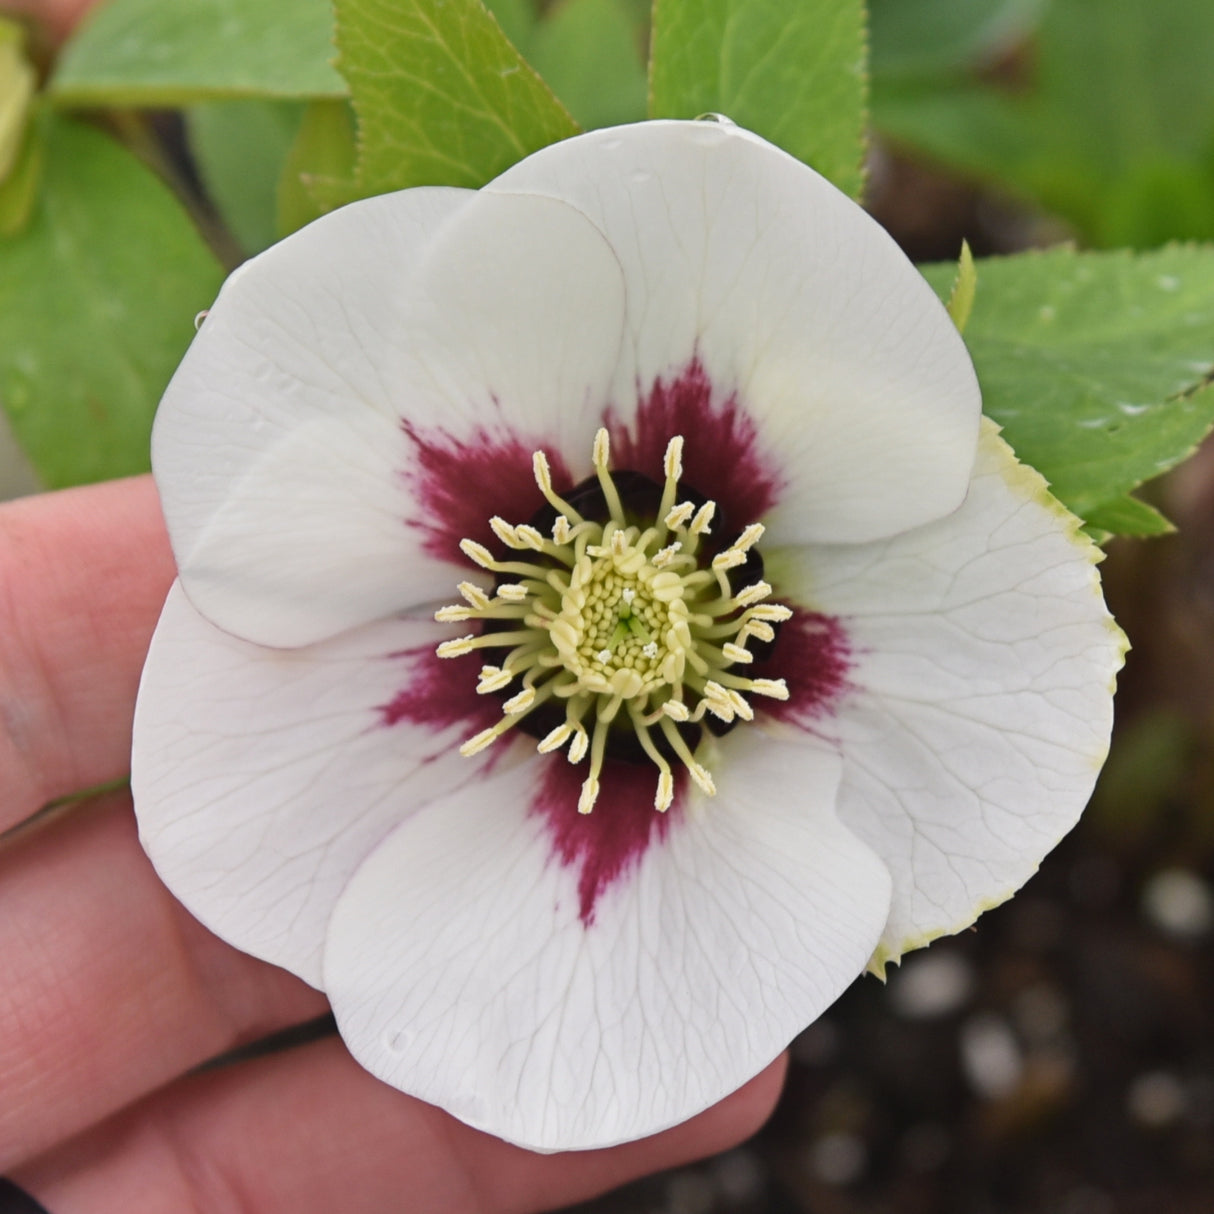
[0,477,786,1213]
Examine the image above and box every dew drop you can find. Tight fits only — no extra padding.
[694,112,736,126]
[384,1027,415,1055]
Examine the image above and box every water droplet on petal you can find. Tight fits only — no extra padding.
[384,1027,415,1055]
[694,112,736,126]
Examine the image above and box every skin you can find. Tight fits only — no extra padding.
[0,481,786,1214]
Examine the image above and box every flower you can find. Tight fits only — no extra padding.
[132,119,1125,1152]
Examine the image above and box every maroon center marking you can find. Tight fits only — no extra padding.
[400,420,572,565]
[388,360,847,932]
[379,644,501,739]
[608,358,784,527]
[534,760,686,927]
[752,610,853,727]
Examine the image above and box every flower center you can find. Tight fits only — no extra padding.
[435,429,790,814]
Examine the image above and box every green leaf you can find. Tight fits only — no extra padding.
[187,100,306,255]
[872,0,1214,247]
[0,16,35,184]
[0,112,42,237]
[482,0,539,55]
[1083,494,1174,538]
[277,99,358,236]
[528,0,646,131]
[51,0,346,106]
[649,0,867,199]
[921,246,1214,529]
[869,0,1043,82]
[334,0,578,197]
[946,240,976,333]
[0,115,224,487]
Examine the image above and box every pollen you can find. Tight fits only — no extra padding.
[434,429,791,814]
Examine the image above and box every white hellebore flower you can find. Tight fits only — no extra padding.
[132,119,1125,1152]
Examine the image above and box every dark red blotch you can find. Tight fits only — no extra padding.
[534,760,684,926]
[387,360,849,930]
[401,419,572,565]
[608,358,783,529]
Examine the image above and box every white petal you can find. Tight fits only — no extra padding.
[774,421,1126,968]
[486,120,981,543]
[154,188,625,647]
[323,733,890,1151]
[131,583,507,987]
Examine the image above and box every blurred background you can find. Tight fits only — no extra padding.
[3,0,1214,1210]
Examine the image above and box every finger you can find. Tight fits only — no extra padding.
[0,792,327,1171]
[15,1037,788,1214]
[0,477,174,830]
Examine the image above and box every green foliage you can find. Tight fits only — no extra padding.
[945,240,977,333]
[526,0,646,131]
[869,0,1042,81]
[277,100,359,236]
[0,118,42,237]
[187,101,306,256]
[333,0,578,198]
[51,0,346,106]
[922,246,1214,534]
[872,0,1214,247]
[0,115,223,487]
[649,0,867,199]
[0,17,35,183]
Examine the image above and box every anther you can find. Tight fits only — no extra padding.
[460,727,500,757]
[748,603,793,622]
[593,428,611,469]
[533,450,553,494]
[734,580,772,608]
[435,604,474,622]
[663,436,684,481]
[459,539,496,569]
[568,726,590,764]
[734,523,765,552]
[722,642,753,665]
[515,524,546,550]
[503,687,535,715]
[490,516,522,547]
[688,762,716,796]
[742,620,775,643]
[458,582,491,610]
[496,583,529,602]
[690,502,715,535]
[477,666,514,693]
[537,722,574,753]
[437,635,477,658]
[712,549,747,571]
[749,678,790,699]
[664,501,695,530]
[578,776,600,814]
[655,770,675,812]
